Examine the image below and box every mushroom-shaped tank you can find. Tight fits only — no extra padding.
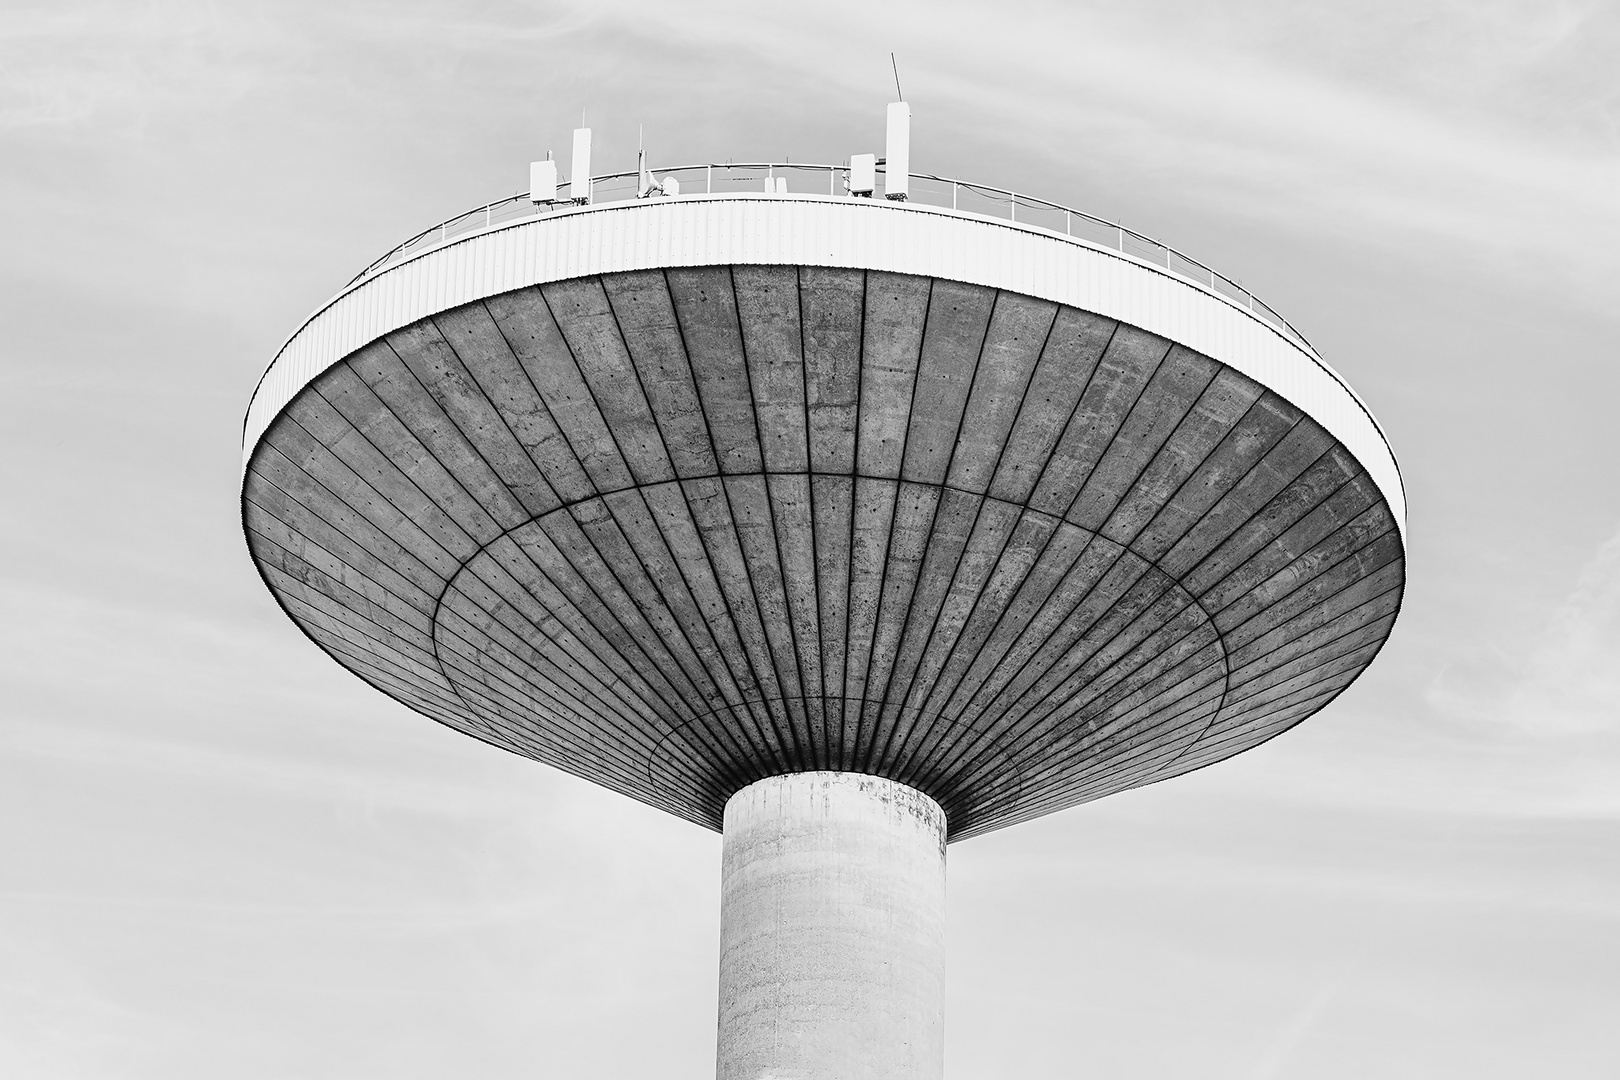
[242,185,1405,841]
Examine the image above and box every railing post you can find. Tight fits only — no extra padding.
[1065,210,1071,236]
[1010,195,1016,223]
[708,164,713,194]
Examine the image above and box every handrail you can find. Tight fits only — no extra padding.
[343,162,1320,358]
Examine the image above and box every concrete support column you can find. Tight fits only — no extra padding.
[716,772,946,1080]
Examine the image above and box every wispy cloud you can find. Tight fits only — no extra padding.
[1246,965,1356,1080]
[0,1,279,130]
[0,1,600,134]
[1429,521,1620,736]
[0,574,541,821]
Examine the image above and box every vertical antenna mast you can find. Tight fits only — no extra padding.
[885,53,910,201]
[885,54,911,203]
[571,125,592,205]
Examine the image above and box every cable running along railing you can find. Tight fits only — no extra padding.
[346,163,1317,357]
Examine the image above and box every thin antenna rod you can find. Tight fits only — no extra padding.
[890,53,904,101]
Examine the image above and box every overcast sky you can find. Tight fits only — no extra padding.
[2,1,1618,1077]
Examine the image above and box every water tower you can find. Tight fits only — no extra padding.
[241,106,1405,1079]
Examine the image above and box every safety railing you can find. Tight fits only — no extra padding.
[346,163,1317,357]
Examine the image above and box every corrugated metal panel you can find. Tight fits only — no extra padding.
[242,195,1405,538]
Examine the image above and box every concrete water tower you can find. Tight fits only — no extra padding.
[241,107,1405,1079]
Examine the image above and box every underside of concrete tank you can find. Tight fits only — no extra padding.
[241,195,1405,841]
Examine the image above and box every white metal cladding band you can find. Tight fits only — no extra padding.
[241,192,1406,540]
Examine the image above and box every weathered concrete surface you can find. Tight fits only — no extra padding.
[242,265,1406,839]
[717,772,946,1080]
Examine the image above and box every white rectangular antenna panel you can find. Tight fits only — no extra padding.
[529,159,558,204]
[571,128,592,203]
[884,102,910,200]
[850,153,876,196]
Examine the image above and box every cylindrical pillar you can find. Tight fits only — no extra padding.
[717,772,946,1080]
